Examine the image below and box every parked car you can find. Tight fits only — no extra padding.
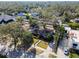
[64,49,69,55]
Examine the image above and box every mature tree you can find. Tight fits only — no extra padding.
[16,17,23,23]
[0,22,23,49]
[54,32,59,53]
[21,31,33,52]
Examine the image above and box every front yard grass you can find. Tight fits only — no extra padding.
[37,41,48,49]
[32,36,39,45]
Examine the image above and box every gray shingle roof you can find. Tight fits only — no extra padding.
[0,15,15,22]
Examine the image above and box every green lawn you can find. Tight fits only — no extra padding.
[37,41,48,49]
[69,53,79,58]
[32,36,39,45]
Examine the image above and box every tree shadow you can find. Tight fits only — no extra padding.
[0,54,7,58]
[26,47,36,58]
[7,49,23,58]
[49,41,55,48]
[38,29,54,42]
[6,41,34,58]
[21,37,34,51]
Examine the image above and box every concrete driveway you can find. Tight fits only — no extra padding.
[57,37,69,58]
[57,47,68,58]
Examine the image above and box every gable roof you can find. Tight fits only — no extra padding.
[0,15,15,24]
[0,15,15,21]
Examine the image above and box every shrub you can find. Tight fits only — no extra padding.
[67,22,79,29]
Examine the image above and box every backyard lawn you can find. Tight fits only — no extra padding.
[37,41,48,49]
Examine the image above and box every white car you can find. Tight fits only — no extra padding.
[64,49,69,55]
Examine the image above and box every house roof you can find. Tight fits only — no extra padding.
[0,15,15,22]
[69,30,79,42]
[31,12,39,17]
[17,12,25,16]
[64,27,71,31]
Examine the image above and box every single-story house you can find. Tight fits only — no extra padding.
[0,15,15,24]
[30,12,39,18]
[17,12,26,19]
[17,12,25,16]
[68,30,79,50]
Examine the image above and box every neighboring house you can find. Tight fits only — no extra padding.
[17,12,26,19]
[74,18,79,23]
[30,12,39,19]
[0,15,15,24]
[64,24,71,33]
[17,12,25,16]
[17,12,31,19]
[68,30,79,50]
[31,12,39,17]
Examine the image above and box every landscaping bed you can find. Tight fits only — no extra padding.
[37,41,48,49]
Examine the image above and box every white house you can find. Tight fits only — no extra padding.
[68,30,79,50]
[63,24,71,33]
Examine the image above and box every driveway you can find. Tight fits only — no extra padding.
[57,37,69,58]
[57,47,68,58]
